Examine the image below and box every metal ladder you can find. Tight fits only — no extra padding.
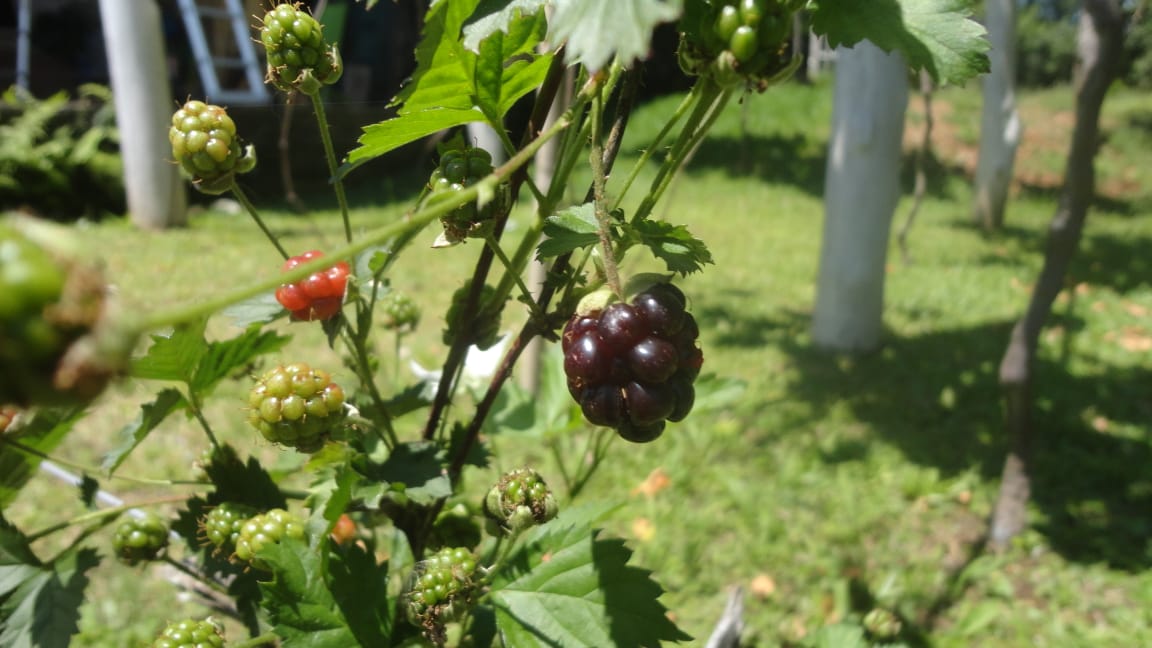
[175,0,269,104]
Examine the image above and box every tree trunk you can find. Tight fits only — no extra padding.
[987,0,1125,550]
[973,0,1022,230]
[98,0,186,229]
[811,41,908,352]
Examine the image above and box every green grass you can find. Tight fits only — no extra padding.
[7,79,1152,646]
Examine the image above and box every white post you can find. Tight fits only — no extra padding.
[811,41,908,352]
[15,0,30,93]
[972,0,1022,229]
[98,0,187,229]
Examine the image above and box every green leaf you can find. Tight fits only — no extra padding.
[221,292,286,328]
[629,220,713,275]
[538,204,600,259]
[190,325,291,394]
[131,320,210,383]
[347,0,549,166]
[802,623,869,648]
[257,539,359,647]
[100,389,188,475]
[549,0,682,72]
[0,547,99,648]
[0,408,86,509]
[359,442,452,506]
[463,0,546,51]
[328,542,393,645]
[809,0,990,86]
[490,523,690,646]
[0,516,40,601]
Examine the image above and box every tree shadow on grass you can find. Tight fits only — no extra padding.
[719,307,1152,570]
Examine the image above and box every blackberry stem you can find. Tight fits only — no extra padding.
[309,91,354,243]
[230,182,289,259]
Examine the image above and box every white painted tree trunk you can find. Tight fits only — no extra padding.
[973,0,1022,230]
[811,41,908,352]
[98,0,186,229]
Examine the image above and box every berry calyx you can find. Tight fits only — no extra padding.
[405,547,480,644]
[259,2,343,94]
[484,468,559,532]
[151,618,226,648]
[274,250,351,322]
[112,512,170,566]
[247,363,346,453]
[561,283,703,443]
[169,100,255,194]
[200,502,258,552]
[233,508,306,569]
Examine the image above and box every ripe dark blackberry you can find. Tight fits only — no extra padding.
[151,617,226,648]
[562,284,703,442]
[112,512,170,565]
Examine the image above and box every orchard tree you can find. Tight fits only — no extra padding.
[972,0,1022,231]
[0,1,988,646]
[989,0,1127,550]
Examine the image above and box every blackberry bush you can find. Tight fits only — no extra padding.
[562,284,703,442]
[247,363,346,453]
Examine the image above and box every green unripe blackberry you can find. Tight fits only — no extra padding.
[151,617,226,648]
[246,363,346,453]
[113,512,169,565]
[405,547,480,644]
[233,508,306,569]
[200,502,258,552]
[380,291,421,332]
[260,2,343,94]
[428,147,509,244]
[484,468,558,532]
[1,219,121,407]
[169,100,255,194]
[864,608,903,640]
[678,0,799,91]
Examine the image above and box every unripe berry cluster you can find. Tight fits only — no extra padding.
[484,468,558,532]
[379,291,421,332]
[200,502,257,552]
[259,2,343,93]
[168,101,255,194]
[274,250,351,321]
[562,284,703,443]
[150,618,226,648]
[679,0,804,90]
[427,147,506,244]
[405,547,480,643]
[233,508,306,569]
[112,512,169,566]
[247,363,346,453]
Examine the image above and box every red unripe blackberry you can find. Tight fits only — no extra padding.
[274,250,351,322]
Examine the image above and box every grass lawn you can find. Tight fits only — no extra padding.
[7,77,1152,646]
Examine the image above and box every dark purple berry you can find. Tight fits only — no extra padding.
[580,386,625,428]
[627,336,679,383]
[562,316,598,353]
[677,345,704,382]
[632,289,686,336]
[667,380,696,423]
[624,381,675,426]
[617,420,665,444]
[598,303,646,352]
[564,333,609,384]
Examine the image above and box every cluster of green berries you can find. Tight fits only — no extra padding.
[247,363,346,453]
[168,101,255,194]
[405,547,480,644]
[679,0,804,90]
[428,147,508,245]
[0,219,118,406]
[442,281,506,351]
[484,468,558,532]
[200,502,257,553]
[274,250,352,321]
[562,284,703,443]
[259,2,343,94]
[380,291,421,332]
[233,507,306,569]
[150,618,226,648]
[112,512,170,566]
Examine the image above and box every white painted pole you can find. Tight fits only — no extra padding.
[98,0,187,229]
[811,41,908,352]
[973,0,1022,229]
[15,0,30,94]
